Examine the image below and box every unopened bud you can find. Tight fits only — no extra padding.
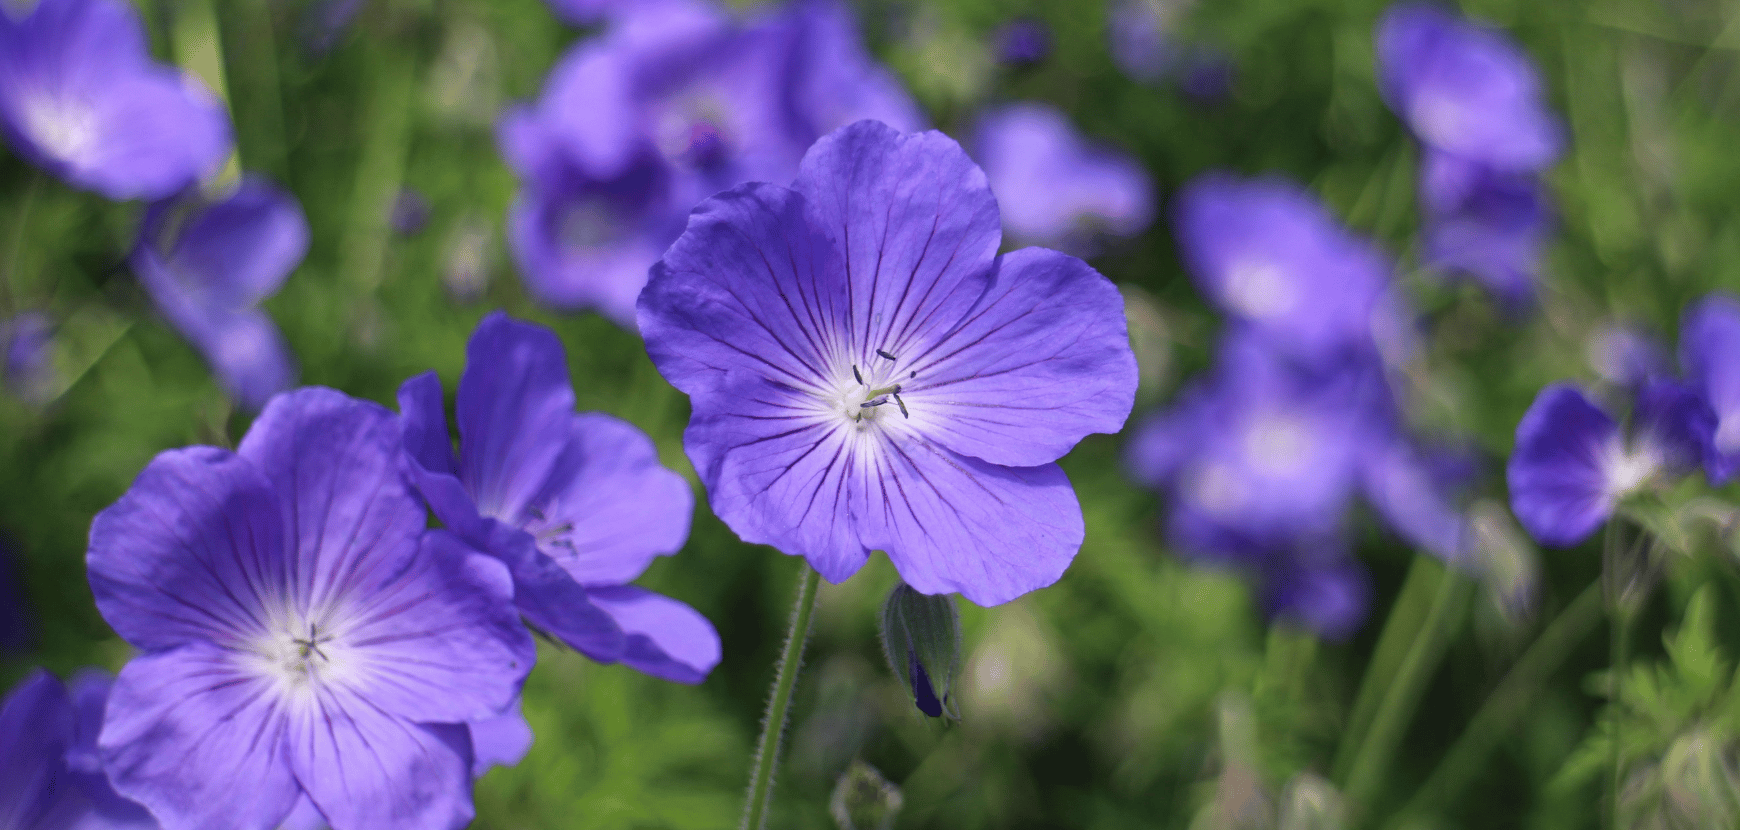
[879,582,962,720]
[829,761,903,830]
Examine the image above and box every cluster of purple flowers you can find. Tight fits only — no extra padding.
[3,310,719,830]
[1126,174,1471,638]
[0,0,304,411]
[1377,2,1564,306]
[1508,295,1740,547]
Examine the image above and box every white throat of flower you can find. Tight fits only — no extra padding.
[1223,258,1297,321]
[244,603,363,703]
[1600,436,1661,503]
[824,350,917,432]
[21,93,99,168]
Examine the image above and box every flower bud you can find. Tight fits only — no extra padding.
[829,761,903,830]
[879,582,963,720]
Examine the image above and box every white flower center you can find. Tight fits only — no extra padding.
[242,605,362,704]
[20,93,99,166]
[1599,437,1659,501]
[1242,410,1314,477]
[1715,416,1740,456]
[1184,460,1246,517]
[1223,258,1296,321]
[1410,91,1467,150]
[823,355,913,431]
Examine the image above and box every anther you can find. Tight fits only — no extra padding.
[894,393,909,418]
[860,399,888,408]
[909,370,917,379]
[852,365,863,385]
[876,349,898,361]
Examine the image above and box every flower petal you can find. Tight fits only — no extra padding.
[1679,293,1740,482]
[87,446,285,650]
[640,181,850,402]
[790,120,1002,363]
[99,645,301,830]
[397,371,490,544]
[529,413,693,586]
[901,247,1137,467]
[286,697,474,830]
[468,700,533,777]
[456,311,580,521]
[858,440,1085,607]
[586,585,721,684]
[973,102,1154,249]
[1505,385,1619,547]
[490,526,626,663]
[336,531,533,725]
[0,669,86,830]
[153,177,309,310]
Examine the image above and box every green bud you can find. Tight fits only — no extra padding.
[829,761,903,830]
[879,581,963,720]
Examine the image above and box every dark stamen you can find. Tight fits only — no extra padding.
[894,393,909,418]
[852,365,863,385]
[860,399,887,408]
[876,348,898,361]
[909,370,917,379]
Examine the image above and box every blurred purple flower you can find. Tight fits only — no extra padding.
[498,0,921,325]
[1,312,54,403]
[1507,382,1710,547]
[87,388,534,830]
[399,311,719,683]
[972,102,1154,254]
[639,121,1137,606]
[0,0,231,201]
[1417,149,1554,307]
[1264,558,1371,640]
[994,19,1050,66]
[131,175,305,411]
[1678,293,1740,484]
[1108,0,1180,83]
[1,668,157,830]
[1376,2,1562,173]
[1174,173,1395,361]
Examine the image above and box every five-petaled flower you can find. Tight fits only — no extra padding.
[398,311,721,684]
[87,388,533,830]
[638,119,1138,606]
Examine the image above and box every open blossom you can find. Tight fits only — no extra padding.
[1678,294,1740,483]
[639,120,1138,606]
[972,102,1154,254]
[499,0,920,325]
[131,176,306,410]
[1507,382,1710,547]
[87,388,534,830]
[399,312,720,683]
[0,0,231,200]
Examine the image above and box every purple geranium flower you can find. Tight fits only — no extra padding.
[638,120,1138,606]
[972,102,1154,254]
[994,19,1051,66]
[0,0,231,201]
[1376,2,1562,173]
[399,311,720,683]
[1589,323,1671,391]
[88,388,534,830]
[1417,148,1554,306]
[499,0,920,325]
[1174,173,1395,360]
[1,668,156,830]
[1678,293,1740,484]
[1507,382,1711,547]
[130,176,305,411]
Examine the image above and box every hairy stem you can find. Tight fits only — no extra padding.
[741,561,822,830]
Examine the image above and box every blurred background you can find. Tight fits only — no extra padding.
[4,0,1740,827]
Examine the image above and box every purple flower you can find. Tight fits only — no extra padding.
[0,0,231,201]
[1,668,156,830]
[1107,0,1180,84]
[1264,557,1371,640]
[1174,173,1394,360]
[1678,294,1740,483]
[638,120,1138,606]
[1589,323,1671,391]
[87,388,534,830]
[1417,149,1554,306]
[1507,382,1711,547]
[1376,2,1562,173]
[130,176,305,411]
[993,19,1051,66]
[398,311,720,683]
[972,102,1154,254]
[499,0,920,325]
[1,312,54,403]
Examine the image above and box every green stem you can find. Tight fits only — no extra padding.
[1608,605,1631,830]
[339,48,415,300]
[169,0,240,187]
[1393,579,1604,823]
[740,561,821,830]
[1333,557,1440,782]
[1341,558,1471,816]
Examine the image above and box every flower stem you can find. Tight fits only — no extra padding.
[1392,579,1604,823]
[1338,556,1471,815]
[741,561,821,830]
[1332,557,1440,781]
